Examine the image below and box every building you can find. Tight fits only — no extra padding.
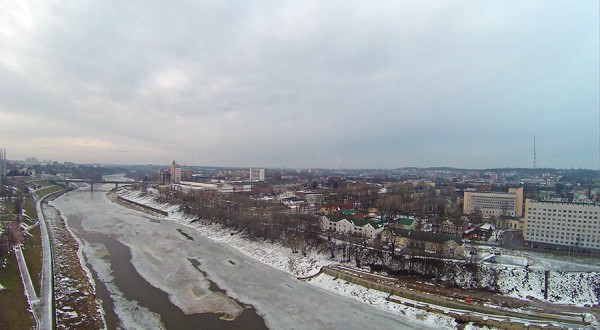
[0,148,5,193]
[497,215,524,230]
[158,169,171,185]
[320,215,385,239]
[463,187,524,217]
[524,199,600,251]
[381,228,464,258]
[249,168,265,182]
[170,161,181,184]
[388,215,415,230]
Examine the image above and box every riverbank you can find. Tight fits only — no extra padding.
[110,189,335,278]
[113,187,600,329]
[43,191,105,329]
[112,188,461,329]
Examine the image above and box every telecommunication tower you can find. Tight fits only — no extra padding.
[533,135,537,169]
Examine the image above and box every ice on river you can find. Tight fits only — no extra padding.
[121,232,244,317]
[61,188,435,330]
[82,241,165,330]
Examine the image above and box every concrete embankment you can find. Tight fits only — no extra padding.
[116,195,169,216]
[322,266,586,329]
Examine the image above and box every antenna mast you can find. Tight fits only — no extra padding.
[533,134,537,169]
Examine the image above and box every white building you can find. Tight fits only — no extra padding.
[249,168,265,181]
[463,187,524,217]
[524,199,600,251]
[320,216,385,239]
[170,161,182,184]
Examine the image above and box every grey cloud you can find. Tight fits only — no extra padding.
[0,0,597,168]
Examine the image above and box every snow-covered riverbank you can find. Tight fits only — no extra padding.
[114,188,463,328]
[52,185,435,330]
[114,187,600,329]
[115,188,333,278]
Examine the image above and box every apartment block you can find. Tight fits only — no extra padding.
[170,161,182,184]
[524,199,600,251]
[249,168,265,182]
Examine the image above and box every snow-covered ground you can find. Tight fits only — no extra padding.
[114,188,457,328]
[309,274,457,328]
[0,283,4,291]
[117,188,332,278]
[115,187,600,325]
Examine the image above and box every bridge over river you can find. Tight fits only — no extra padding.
[52,178,157,191]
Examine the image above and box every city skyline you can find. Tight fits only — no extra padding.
[1,1,598,169]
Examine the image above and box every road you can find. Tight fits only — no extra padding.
[35,192,54,330]
[14,190,54,330]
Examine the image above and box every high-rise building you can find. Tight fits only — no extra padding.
[170,161,181,184]
[524,199,600,251]
[0,148,5,193]
[159,169,171,185]
[463,187,524,217]
[249,168,265,182]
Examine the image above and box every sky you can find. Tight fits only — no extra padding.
[0,1,598,169]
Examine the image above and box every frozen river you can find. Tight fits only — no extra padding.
[51,185,428,329]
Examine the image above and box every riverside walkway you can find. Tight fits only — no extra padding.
[14,245,41,326]
[35,192,54,330]
[14,191,55,330]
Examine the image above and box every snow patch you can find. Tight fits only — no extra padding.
[309,274,457,329]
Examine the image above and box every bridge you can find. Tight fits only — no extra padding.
[52,178,156,191]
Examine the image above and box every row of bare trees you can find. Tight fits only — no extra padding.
[320,183,461,219]
[150,186,324,256]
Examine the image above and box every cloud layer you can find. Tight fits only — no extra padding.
[1,0,598,168]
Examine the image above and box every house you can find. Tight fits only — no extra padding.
[382,228,464,258]
[320,215,385,239]
[438,218,465,235]
[388,215,415,230]
[496,215,524,231]
[319,203,354,216]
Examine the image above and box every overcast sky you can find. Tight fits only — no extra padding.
[0,1,598,169]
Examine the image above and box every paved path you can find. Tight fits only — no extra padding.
[14,245,41,327]
[35,193,54,330]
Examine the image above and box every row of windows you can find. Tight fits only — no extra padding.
[529,213,598,220]
[527,236,600,248]
[528,218,599,223]
[528,231,596,238]
[526,222,600,230]
[471,195,515,199]
[529,207,598,215]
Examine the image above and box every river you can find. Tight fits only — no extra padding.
[50,184,426,330]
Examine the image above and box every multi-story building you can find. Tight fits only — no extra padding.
[524,199,600,251]
[249,168,265,182]
[158,169,171,185]
[463,187,524,217]
[170,161,181,184]
[320,215,385,239]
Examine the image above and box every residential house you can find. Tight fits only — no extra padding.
[320,215,385,239]
[382,228,464,258]
[388,215,415,230]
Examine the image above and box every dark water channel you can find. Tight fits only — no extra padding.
[56,190,267,330]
